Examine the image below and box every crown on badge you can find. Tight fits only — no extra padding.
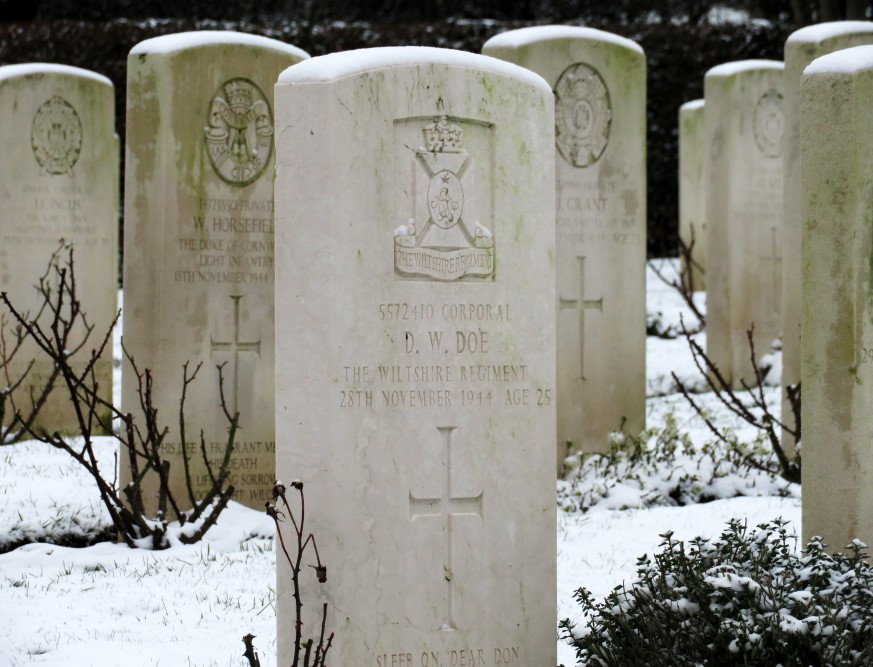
[226,81,254,109]
[423,115,464,153]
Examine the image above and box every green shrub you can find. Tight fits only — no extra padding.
[561,519,873,666]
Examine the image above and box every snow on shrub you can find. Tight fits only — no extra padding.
[560,519,873,666]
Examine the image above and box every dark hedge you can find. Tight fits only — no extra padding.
[0,17,792,261]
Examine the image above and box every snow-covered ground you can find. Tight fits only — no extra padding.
[0,261,801,666]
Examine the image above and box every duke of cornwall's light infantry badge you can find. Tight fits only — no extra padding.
[753,89,784,159]
[31,95,82,176]
[394,115,494,281]
[204,78,273,187]
[554,63,611,169]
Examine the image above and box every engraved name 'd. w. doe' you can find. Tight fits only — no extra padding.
[274,47,557,665]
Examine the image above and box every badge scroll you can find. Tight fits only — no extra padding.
[31,95,82,176]
[204,78,274,187]
[394,115,494,282]
[554,63,611,169]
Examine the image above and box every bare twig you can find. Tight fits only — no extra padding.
[648,236,706,331]
[672,319,800,484]
[1,242,241,549]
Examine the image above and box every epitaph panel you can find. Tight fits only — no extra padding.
[801,46,873,551]
[483,26,646,462]
[122,33,309,509]
[274,48,556,665]
[0,64,116,433]
[704,61,784,388]
[781,22,873,454]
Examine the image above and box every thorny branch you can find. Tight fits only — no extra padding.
[246,481,333,667]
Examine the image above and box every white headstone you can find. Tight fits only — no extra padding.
[782,22,873,452]
[801,45,873,550]
[0,63,117,433]
[274,47,557,664]
[704,60,784,388]
[678,99,706,291]
[122,32,309,510]
[483,26,647,462]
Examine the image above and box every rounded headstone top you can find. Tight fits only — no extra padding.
[788,20,873,44]
[277,46,551,93]
[804,44,873,75]
[705,59,784,79]
[130,30,310,61]
[0,63,112,87]
[680,98,705,112]
[482,25,644,55]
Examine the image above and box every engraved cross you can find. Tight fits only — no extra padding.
[409,426,484,632]
[210,294,261,415]
[759,226,782,314]
[560,256,603,381]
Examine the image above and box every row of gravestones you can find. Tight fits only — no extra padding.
[676,20,873,556]
[1,27,643,663]
[6,21,873,662]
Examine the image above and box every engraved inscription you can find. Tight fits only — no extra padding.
[31,95,82,175]
[175,198,274,285]
[374,646,521,666]
[337,302,551,411]
[753,89,783,159]
[560,257,603,381]
[409,426,483,632]
[394,115,494,282]
[204,78,273,187]
[210,294,261,415]
[554,63,611,168]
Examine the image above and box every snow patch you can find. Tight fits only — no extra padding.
[482,25,644,55]
[130,30,310,61]
[0,63,112,87]
[805,44,873,75]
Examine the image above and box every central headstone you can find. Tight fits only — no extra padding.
[781,21,873,453]
[0,63,117,434]
[122,32,309,509]
[483,26,647,463]
[274,47,556,665]
[704,60,784,387]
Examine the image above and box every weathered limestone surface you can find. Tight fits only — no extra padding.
[704,60,784,388]
[801,45,873,550]
[483,26,646,463]
[0,63,117,433]
[274,47,556,665]
[679,99,706,291]
[122,32,308,509]
[781,21,873,453]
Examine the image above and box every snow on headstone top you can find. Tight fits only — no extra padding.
[481,25,644,55]
[0,63,112,86]
[277,46,550,92]
[788,20,873,44]
[804,44,873,75]
[130,30,310,60]
[706,59,784,78]
[680,98,705,112]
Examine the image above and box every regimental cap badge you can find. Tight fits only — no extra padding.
[226,80,255,111]
[423,115,464,153]
[31,94,82,176]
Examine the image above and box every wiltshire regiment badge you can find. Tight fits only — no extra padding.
[204,77,273,187]
[394,114,494,282]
